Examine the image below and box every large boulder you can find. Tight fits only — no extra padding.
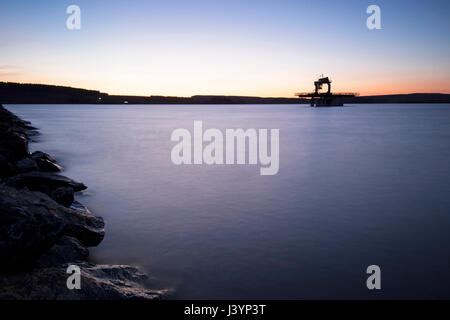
[5,171,87,194]
[0,263,167,300]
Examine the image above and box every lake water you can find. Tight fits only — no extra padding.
[6,104,450,299]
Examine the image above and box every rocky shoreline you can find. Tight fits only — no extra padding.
[0,104,167,299]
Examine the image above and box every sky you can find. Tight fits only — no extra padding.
[0,0,449,97]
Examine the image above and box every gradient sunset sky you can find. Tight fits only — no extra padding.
[1,0,449,97]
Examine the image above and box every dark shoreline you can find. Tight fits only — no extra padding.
[0,104,167,299]
[1,82,450,104]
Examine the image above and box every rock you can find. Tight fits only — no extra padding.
[34,236,89,268]
[60,202,105,247]
[31,151,56,163]
[25,129,39,137]
[34,158,62,172]
[0,131,29,162]
[0,105,35,131]
[15,158,39,173]
[19,129,39,142]
[0,154,12,177]
[0,184,104,260]
[30,151,62,172]
[51,186,74,207]
[6,171,87,194]
[70,200,91,214]
[0,105,31,163]
[0,263,167,300]
[0,184,65,270]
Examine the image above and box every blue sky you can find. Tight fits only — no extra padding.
[1,0,449,96]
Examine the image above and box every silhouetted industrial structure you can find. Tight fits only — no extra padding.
[296,76,358,106]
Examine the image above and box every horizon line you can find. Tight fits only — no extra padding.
[1,80,449,98]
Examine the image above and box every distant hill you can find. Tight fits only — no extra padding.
[1,82,449,104]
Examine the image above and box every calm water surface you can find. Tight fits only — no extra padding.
[6,104,450,299]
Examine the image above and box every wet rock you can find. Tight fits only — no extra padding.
[15,158,39,173]
[0,263,167,300]
[51,186,74,207]
[30,151,62,172]
[70,200,91,214]
[31,151,56,163]
[60,203,105,247]
[25,129,39,137]
[19,128,39,143]
[6,171,87,194]
[35,158,62,172]
[34,236,89,268]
